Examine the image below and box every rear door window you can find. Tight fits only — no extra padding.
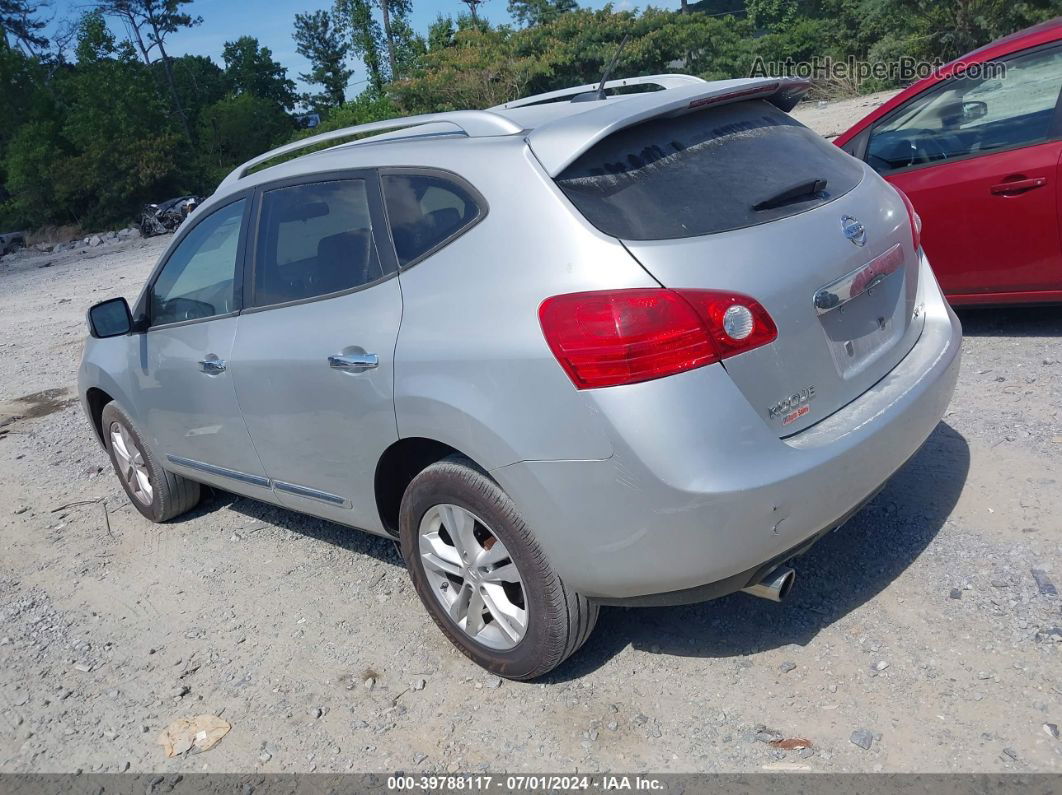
[253,179,385,307]
[555,100,865,240]
[382,173,482,266]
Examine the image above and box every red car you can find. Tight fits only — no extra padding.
[835,18,1062,305]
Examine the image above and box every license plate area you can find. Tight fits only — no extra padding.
[815,244,909,379]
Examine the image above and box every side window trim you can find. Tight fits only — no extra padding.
[137,192,255,333]
[378,167,489,271]
[864,42,1062,175]
[241,169,399,314]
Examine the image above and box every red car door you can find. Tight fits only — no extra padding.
[888,140,1062,296]
[861,43,1062,301]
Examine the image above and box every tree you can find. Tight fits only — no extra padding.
[389,14,426,77]
[866,0,1060,61]
[334,0,386,93]
[461,0,485,25]
[197,93,294,185]
[390,25,546,111]
[163,54,228,130]
[508,0,578,28]
[427,14,456,49]
[0,0,47,53]
[746,0,801,30]
[297,90,397,136]
[334,0,419,86]
[222,36,297,111]
[51,11,182,226]
[294,9,354,110]
[94,0,202,140]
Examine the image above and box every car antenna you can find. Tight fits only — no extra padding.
[573,34,630,102]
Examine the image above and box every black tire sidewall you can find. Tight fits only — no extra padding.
[101,403,165,522]
[399,459,564,680]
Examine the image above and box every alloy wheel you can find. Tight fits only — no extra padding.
[418,503,528,650]
[109,421,153,505]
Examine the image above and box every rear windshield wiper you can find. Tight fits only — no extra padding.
[752,178,828,212]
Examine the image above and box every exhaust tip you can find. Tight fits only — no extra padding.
[741,565,796,602]
[776,567,795,600]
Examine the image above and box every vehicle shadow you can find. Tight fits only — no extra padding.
[179,422,968,683]
[193,489,403,569]
[956,305,1062,338]
[546,421,971,681]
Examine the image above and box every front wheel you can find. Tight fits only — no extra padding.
[399,455,598,680]
[101,403,200,522]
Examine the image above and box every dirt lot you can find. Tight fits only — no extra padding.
[1,93,1060,774]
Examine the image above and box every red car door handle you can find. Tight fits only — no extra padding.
[990,177,1047,195]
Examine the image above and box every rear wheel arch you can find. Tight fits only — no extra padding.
[375,438,493,537]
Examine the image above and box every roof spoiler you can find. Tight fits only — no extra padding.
[494,74,708,109]
[218,110,523,188]
[526,77,811,177]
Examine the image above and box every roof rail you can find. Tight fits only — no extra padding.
[494,74,707,110]
[219,109,523,188]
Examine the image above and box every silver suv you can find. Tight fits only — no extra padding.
[79,74,961,679]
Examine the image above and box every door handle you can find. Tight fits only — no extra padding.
[990,176,1047,196]
[198,357,226,374]
[328,352,379,372]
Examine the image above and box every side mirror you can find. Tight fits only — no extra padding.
[87,297,133,338]
[962,100,988,123]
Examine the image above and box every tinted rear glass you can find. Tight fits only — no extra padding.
[382,173,482,266]
[253,179,385,307]
[556,100,865,240]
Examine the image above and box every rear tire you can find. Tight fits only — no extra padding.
[101,403,200,523]
[399,454,597,680]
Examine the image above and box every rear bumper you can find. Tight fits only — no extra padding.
[492,257,961,601]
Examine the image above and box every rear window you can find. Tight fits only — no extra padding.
[555,100,865,240]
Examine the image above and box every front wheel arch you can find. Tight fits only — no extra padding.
[85,387,114,447]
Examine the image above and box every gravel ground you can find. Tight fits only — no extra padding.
[0,94,1059,774]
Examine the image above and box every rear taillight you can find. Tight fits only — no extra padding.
[894,186,922,252]
[538,289,777,389]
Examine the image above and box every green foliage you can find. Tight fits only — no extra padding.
[867,0,1061,62]
[391,25,547,112]
[0,0,48,52]
[335,0,387,94]
[196,93,295,185]
[163,54,229,129]
[294,9,354,110]
[508,0,578,29]
[427,14,456,50]
[56,12,183,226]
[223,36,298,111]
[3,120,65,225]
[4,0,1062,232]
[393,7,758,110]
[307,91,398,134]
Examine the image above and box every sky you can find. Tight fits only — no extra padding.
[45,0,636,98]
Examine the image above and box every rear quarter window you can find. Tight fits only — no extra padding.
[556,100,865,240]
[382,173,483,266]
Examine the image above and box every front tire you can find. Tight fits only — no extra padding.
[101,403,200,523]
[399,455,597,680]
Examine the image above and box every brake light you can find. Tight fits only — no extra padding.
[894,186,922,252]
[538,289,777,389]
